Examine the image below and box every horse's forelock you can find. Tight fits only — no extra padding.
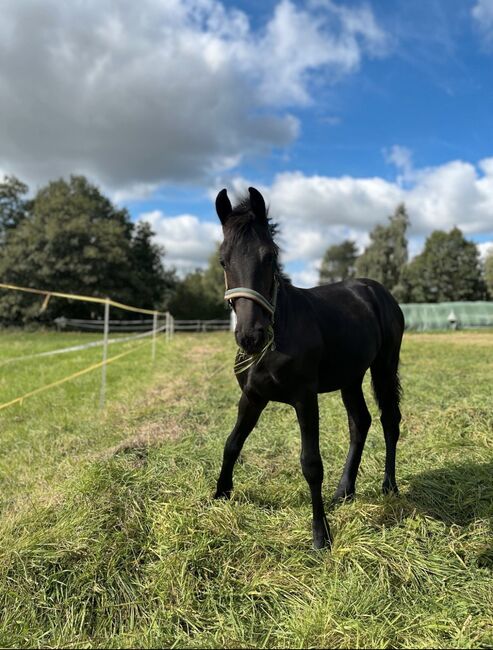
[222,195,290,282]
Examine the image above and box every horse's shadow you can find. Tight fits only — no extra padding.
[388,461,493,568]
[238,461,493,566]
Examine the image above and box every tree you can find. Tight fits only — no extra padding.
[202,245,230,314]
[0,175,172,322]
[0,175,29,241]
[319,240,357,285]
[484,249,493,299]
[130,221,177,310]
[169,244,230,319]
[356,204,409,294]
[401,227,486,302]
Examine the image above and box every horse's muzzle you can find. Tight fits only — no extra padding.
[236,325,267,355]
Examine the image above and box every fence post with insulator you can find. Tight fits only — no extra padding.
[99,297,110,409]
[152,311,158,362]
[165,311,170,342]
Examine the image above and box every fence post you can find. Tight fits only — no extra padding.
[152,311,158,361]
[230,309,236,332]
[165,311,170,342]
[99,297,110,409]
[170,314,175,340]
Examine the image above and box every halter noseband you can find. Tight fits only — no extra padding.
[224,273,278,320]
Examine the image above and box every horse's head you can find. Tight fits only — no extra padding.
[216,187,278,355]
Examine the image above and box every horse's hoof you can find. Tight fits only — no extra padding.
[330,488,355,508]
[382,479,399,495]
[312,520,332,550]
[313,537,332,550]
[214,487,232,500]
[312,532,332,550]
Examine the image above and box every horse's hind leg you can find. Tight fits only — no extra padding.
[214,392,266,499]
[371,356,402,495]
[332,379,371,504]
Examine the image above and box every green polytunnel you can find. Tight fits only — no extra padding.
[400,301,493,331]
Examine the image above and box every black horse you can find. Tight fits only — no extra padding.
[214,187,404,549]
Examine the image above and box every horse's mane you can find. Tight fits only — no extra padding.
[225,194,291,283]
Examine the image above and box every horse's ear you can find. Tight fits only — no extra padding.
[215,188,232,225]
[248,187,267,223]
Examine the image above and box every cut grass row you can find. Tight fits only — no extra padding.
[0,330,492,648]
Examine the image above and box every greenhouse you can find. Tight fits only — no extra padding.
[400,301,493,331]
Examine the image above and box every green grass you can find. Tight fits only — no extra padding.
[0,329,492,648]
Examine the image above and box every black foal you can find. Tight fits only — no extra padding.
[214,187,404,549]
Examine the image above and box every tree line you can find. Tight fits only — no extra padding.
[319,204,493,302]
[1,174,492,325]
[0,174,228,323]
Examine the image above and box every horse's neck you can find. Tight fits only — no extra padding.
[274,278,295,331]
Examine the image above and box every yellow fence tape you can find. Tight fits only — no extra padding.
[0,282,168,316]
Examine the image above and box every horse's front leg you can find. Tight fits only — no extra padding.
[214,392,266,499]
[295,393,332,550]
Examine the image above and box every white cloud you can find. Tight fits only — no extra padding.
[241,0,388,107]
[0,0,385,194]
[291,263,322,289]
[384,145,414,183]
[223,155,493,284]
[138,211,222,273]
[472,0,493,45]
[141,154,493,286]
[478,241,493,260]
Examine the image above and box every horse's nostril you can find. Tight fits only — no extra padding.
[253,326,265,341]
[237,327,266,353]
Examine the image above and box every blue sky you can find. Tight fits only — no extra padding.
[1,0,493,285]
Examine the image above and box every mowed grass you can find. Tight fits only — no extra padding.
[0,329,492,648]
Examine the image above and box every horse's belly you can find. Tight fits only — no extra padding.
[316,349,375,392]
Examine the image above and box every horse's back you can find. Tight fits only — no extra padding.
[302,278,404,391]
[307,277,403,339]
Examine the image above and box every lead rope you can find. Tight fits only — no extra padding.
[224,272,278,375]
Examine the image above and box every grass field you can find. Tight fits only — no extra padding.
[0,329,492,648]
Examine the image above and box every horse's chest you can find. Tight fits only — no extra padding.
[242,372,292,404]
[239,352,316,404]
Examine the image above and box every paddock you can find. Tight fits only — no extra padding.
[0,330,492,648]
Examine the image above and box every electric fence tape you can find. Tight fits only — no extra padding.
[0,282,175,411]
[0,282,169,316]
[0,339,152,412]
[0,324,167,367]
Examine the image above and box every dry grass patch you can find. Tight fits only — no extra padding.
[136,376,189,408]
[184,342,222,363]
[104,419,184,463]
[405,331,493,346]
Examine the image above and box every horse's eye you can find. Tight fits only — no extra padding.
[219,259,226,268]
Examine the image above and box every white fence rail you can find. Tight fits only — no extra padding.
[55,317,159,332]
[173,319,231,332]
[55,316,231,333]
